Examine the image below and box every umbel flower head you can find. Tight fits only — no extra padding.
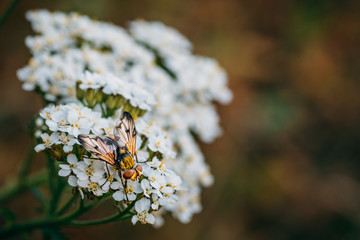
[20,9,232,226]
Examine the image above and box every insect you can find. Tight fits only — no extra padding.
[77,112,143,184]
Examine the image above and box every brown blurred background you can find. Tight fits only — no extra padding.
[1,0,360,239]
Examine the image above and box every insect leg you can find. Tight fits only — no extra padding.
[100,163,111,187]
[134,152,148,163]
[82,156,103,161]
[118,169,129,202]
[124,180,129,202]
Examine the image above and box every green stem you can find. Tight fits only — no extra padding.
[99,103,106,117]
[0,198,135,237]
[70,200,135,226]
[18,141,35,180]
[0,170,48,204]
[56,194,78,216]
[0,216,59,237]
[45,151,58,215]
[0,0,20,29]
[70,213,132,226]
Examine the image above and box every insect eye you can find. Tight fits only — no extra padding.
[135,165,143,174]
[123,169,136,180]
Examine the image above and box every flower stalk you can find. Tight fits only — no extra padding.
[0,169,48,204]
[0,190,134,238]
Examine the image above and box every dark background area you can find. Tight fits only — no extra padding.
[1,0,360,239]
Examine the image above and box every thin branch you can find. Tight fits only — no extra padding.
[0,197,135,237]
[0,170,48,204]
[56,194,78,216]
[70,213,132,226]
[0,0,20,29]
[18,141,35,180]
[70,200,135,226]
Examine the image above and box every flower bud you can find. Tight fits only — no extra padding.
[87,191,96,200]
[138,109,146,117]
[76,80,85,100]
[72,187,79,195]
[115,95,126,109]
[85,89,96,108]
[122,101,133,113]
[105,95,117,109]
[95,88,104,103]
[49,147,64,161]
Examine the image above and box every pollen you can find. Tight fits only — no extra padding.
[44,138,51,146]
[123,185,134,194]
[29,58,37,67]
[88,181,99,191]
[159,160,165,170]
[27,73,36,83]
[178,205,186,213]
[137,211,148,224]
[107,174,114,183]
[85,166,94,176]
[60,119,67,126]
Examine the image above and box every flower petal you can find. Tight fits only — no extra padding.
[112,190,124,201]
[68,175,78,187]
[131,215,138,225]
[146,214,155,224]
[59,164,70,170]
[67,154,78,164]
[58,169,71,177]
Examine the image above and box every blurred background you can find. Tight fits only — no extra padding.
[1,0,360,239]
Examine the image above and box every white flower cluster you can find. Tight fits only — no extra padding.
[34,103,180,225]
[19,10,232,225]
[77,71,155,111]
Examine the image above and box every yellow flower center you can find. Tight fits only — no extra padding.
[86,166,94,176]
[88,181,99,191]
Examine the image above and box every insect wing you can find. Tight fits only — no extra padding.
[114,112,136,156]
[78,134,118,166]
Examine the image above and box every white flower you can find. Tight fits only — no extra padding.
[34,132,59,152]
[59,133,77,152]
[129,20,192,54]
[158,187,177,206]
[66,175,78,187]
[143,168,165,190]
[151,194,160,210]
[141,179,161,198]
[58,154,80,176]
[166,173,183,190]
[76,158,105,183]
[147,133,175,158]
[131,198,155,225]
[147,157,174,176]
[112,181,142,201]
[98,165,122,191]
